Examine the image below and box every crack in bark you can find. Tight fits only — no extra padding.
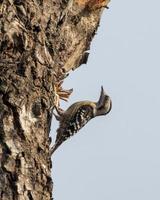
[6,171,18,200]
[2,93,25,140]
[27,191,33,200]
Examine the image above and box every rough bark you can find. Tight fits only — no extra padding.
[0,0,110,199]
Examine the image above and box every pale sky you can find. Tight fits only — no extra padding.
[51,0,160,199]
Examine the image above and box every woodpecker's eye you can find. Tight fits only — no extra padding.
[105,96,109,101]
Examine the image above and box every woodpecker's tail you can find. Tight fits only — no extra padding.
[50,139,63,155]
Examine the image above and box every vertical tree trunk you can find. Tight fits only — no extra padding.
[0,0,110,199]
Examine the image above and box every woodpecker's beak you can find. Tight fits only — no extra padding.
[96,86,108,109]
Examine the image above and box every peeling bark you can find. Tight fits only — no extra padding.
[0,0,110,199]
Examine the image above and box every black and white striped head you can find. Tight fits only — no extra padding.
[96,86,112,116]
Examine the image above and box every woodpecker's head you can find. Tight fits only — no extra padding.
[95,86,112,116]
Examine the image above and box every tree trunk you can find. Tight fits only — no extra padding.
[0,0,110,199]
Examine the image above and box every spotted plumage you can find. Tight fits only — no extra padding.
[51,103,95,153]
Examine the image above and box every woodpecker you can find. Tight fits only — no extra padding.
[51,86,112,154]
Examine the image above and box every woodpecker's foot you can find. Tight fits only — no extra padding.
[53,112,61,121]
[55,106,64,116]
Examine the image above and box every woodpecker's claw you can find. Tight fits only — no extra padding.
[55,106,64,116]
[53,112,61,121]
